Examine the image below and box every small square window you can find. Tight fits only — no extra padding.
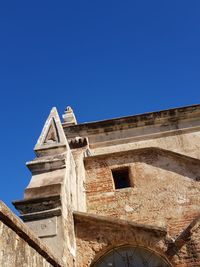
[112,167,131,189]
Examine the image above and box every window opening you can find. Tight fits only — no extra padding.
[92,246,171,267]
[112,167,130,189]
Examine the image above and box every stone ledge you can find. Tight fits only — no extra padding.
[0,201,64,267]
[26,155,66,174]
[63,103,200,135]
[24,184,62,200]
[13,195,61,214]
[20,208,62,222]
[84,146,200,167]
[74,211,167,237]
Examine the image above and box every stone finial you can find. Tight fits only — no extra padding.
[65,106,73,113]
[62,106,77,126]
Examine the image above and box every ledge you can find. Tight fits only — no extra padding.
[0,201,64,267]
[26,154,66,174]
[20,208,62,222]
[13,195,61,214]
[63,104,200,136]
[84,146,200,165]
[74,211,167,237]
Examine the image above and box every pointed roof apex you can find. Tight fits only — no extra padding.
[34,107,68,156]
[62,106,77,126]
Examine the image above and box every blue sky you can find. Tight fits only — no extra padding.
[1,1,200,212]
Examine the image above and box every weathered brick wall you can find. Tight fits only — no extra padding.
[85,148,200,235]
[168,217,200,266]
[74,212,172,267]
[84,147,200,266]
[75,223,200,267]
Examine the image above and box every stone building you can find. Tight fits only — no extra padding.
[1,104,200,267]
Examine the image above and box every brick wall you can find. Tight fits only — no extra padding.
[74,212,171,267]
[83,147,200,266]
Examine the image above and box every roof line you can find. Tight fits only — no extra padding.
[63,103,200,129]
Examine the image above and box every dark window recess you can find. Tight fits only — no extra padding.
[112,168,130,189]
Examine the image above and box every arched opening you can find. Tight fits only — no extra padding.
[92,246,171,267]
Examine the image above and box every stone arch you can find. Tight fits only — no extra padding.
[91,245,172,267]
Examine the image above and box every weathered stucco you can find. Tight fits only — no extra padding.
[0,201,63,267]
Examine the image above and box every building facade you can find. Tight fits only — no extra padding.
[1,104,200,266]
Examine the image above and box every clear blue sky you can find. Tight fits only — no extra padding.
[1,1,200,212]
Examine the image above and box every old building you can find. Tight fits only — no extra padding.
[1,104,200,267]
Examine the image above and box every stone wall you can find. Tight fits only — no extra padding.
[74,212,171,267]
[0,201,63,267]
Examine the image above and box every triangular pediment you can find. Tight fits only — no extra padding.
[34,107,67,155]
[43,118,59,144]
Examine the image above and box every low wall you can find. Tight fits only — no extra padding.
[0,201,64,267]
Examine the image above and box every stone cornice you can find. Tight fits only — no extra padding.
[63,104,200,137]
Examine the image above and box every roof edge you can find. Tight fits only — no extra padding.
[63,103,200,131]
